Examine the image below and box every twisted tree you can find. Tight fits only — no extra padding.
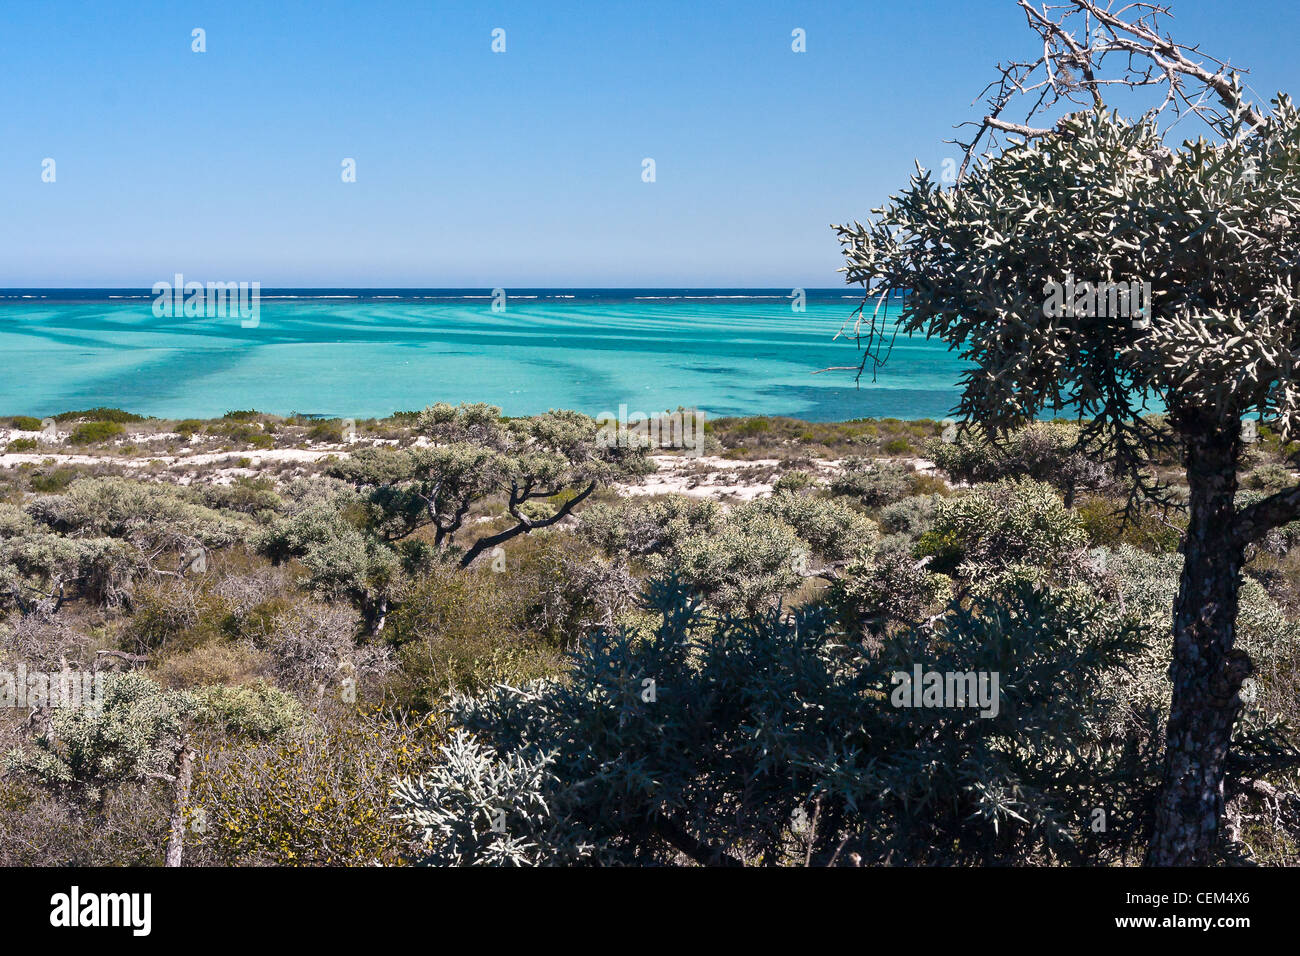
[835,0,1300,864]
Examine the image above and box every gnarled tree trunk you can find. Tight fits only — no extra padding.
[1147,423,1253,865]
[164,741,197,868]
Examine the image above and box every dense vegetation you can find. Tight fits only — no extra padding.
[1,408,1297,865]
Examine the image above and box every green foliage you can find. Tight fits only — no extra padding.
[580,492,876,614]
[916,479,1087,583]
[191,681,303,738]
[327,403,651,560]
[828,458,913,506]
[54,408,144,424]
[748,490,878,562]
[207,421,274,448]
[192,708,437,866]
[838,101,1300,472]
[384,564,561,709]
[394,578,1158,866]
[67,421,125,446]
[1075,495,1184,553]
[5,672,194,804]
[878,494,941,537]
[828,547,952,636]
[927,422,1111,500]
[8,416,42,431]
[195,477,283,516]
[1245,463,1295,493]
[772,470,817,494]
[255,501,401,628]
[27,477,250,552]
[307,420,345,443]
[28,468,78,494]
[668,507,808,615]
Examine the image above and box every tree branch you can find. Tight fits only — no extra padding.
[1232,483,1300,548]
[458,481,597,568]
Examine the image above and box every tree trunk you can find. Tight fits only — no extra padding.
[1146,425,1253,865]
[164,741,197,868]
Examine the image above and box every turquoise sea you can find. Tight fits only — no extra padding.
[0,290,967,422]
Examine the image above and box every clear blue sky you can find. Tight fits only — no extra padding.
[3,0,1298,287]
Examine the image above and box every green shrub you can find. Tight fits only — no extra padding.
[772,470,817,494]
[1245,463,1295,493]
[28,468,78,493]
[393,577,1158,866]
[878,494,942,537]
[916,479,1087,582]
[68,421,125,446]
[384,564,561,710]
[9,416,42,431]
[1075,495,1184,553]
[829,458,913,506]
[308,420,345,443]
[54,408,143,424]
[926,422,1112,504]
[192,709,437,866]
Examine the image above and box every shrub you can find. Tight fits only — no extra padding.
[772,470,817,494]
[916,479,1087,582]
[28,468,78,493]
[878,494,941,537]
[384,564,559,709]
[54,408,143,424]
[668,507,807,614]
[926,422,1112,504]
[1075,495,1184,553]
[1245,463,1295,493]
[192,708,438,866]
[195,477,283,515]
[67,421,125,446]
[308,420,345,443]
[191,681,303,738]
[828,548,952,636]
[393,578,1159,866]
[747,491,878,563]
[9,416,42,431]
[27,477,250,552]
[829,458,913,506]
[154,644,272,690]
[4,671,194,805]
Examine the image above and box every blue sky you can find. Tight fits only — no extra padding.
[3,0,1299,287]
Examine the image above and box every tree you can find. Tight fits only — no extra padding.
[834,0,1300,863]
[5,670,300,867]
[328,403,651,569]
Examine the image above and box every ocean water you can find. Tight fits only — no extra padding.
[0,290,967,422]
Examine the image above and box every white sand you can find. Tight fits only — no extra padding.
[0,431,941,502]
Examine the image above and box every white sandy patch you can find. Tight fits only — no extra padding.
[615,454,942,501]
[0,434,945,502]
[0,448,344,470]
